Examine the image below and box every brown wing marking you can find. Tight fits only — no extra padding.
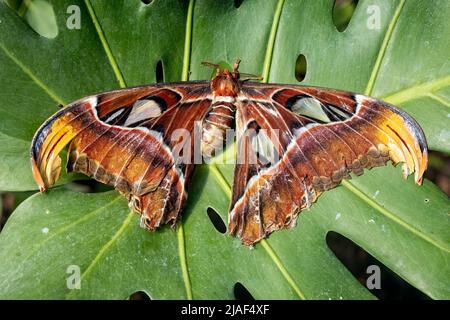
[31,83,211,229]
[229,99,317,244]
[229,85,427,245]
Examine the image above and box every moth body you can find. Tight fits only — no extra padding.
[201,65,242,157]
[201,100,236,157]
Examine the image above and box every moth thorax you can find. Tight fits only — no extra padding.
[211,72,240,96]
[201,102,236,157]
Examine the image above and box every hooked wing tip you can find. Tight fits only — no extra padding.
[30,107,78,191]
[31,157,46,193]
[415,148,428,185]
[379,100,428,186]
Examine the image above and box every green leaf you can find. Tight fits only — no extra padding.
[0,0,449,299]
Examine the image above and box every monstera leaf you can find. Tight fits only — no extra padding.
[0,0,449,299]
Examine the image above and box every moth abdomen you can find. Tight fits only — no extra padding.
[201,101,236,157]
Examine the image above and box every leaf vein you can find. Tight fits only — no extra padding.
[342,180,450,252]
[177,0,196,300]
[262,0,286,82]
[84,0,127,88]
[66,209,134,298]
[210,163,306,299]
[0,44,65,105]
[382,75,450,105]
[427,93,450,109]
[365,0,406,96]
[0,194,122,290]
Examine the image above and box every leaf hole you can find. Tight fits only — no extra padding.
[129,290,151,300]
[233,282,254,300]
[295,54,307,82]
[326,231,430,299]
[332,0,359,32]
[424,198,429,203]
[207,207,226,234]
[234,0,244,8]
[141,0,154,5]
[155,60,164,83]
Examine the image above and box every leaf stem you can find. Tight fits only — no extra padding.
[262,0,285,82]
[182,0,195,81]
